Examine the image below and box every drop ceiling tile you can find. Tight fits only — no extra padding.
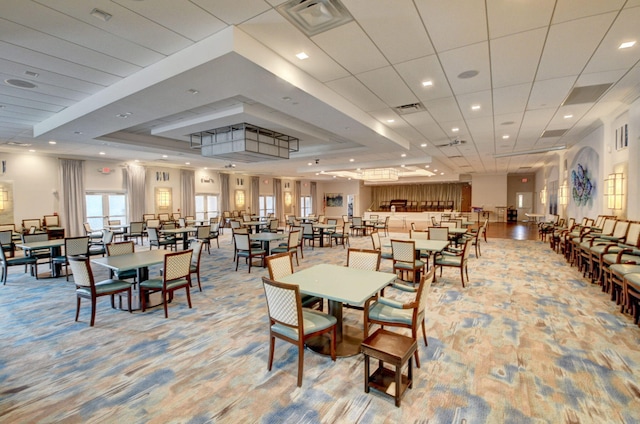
[191,0,271,25]
[423,97,463,123]
[402,111,449,141]
[344,0,435,64]
[439,42,491,96]
[457,90,493,120]
[528,77,575,110]
[487,0,555,39]
[552,0,625,24]
[312,21,388,75]
[356,66,418,108]
[325,76,387,112]
[394,55,453,102]
[416,0,487,52]
[493,84,531,116]
[490,28,546,88]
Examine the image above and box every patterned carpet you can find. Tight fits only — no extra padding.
[1,230,639,423]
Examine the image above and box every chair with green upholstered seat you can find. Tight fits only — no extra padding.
[364,268,435,368]
[0,241,38,284]
[106,241,137,285]
[266,251,322,311]
[147,227,177,251]
[189,240,204,292]
[391,239,425,284]
[68,256,133,326]
[271,230,301,265]
[52,236,90,281]
[234,232,266,273]
[370,231,392,261]
[140,249,193,318]
[261,276,336,387]
[434,238,472,287]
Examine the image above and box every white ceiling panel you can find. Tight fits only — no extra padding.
[344,0,434,64]
[356,66,417,108]
[394,55,453,102]
[439,42,491,96]
[493,84,531,116]
[552,0,625,24]
[416,0,487,52]
[487,0,555,39]
[402,111,448,142]
[536,13,616,80]
[240,10,348,82]
[424,97,464,123]
[191,0,271,25]
[325,77,387,112]
[456,90,493,120]
[490,28,547,88]
[311,22,388,75]
[527,77,576,110]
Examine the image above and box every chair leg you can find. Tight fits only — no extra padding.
[268,335,275,371]
[127,288,132,313]
[421,320,428,346]
[163,289,169,318]
[75,297,81,321]
[297,340,304,387]
[185,285,192,309]
[90,297,97,327]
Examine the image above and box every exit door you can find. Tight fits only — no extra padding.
[516,192,533,221]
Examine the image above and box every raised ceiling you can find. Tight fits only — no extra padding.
[1,0,639,182]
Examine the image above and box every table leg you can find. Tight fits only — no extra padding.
[50,246,62,278]
[305,299,363,357]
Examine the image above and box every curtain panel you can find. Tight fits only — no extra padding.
[124,164,146,223]
[294,180,301,217]
[220,173,230,213]
[274,178,283,223]
[180,170,195,217]
[310,182,317,215]
[370,183,466,211]
[59,159,86,237]
[251,176,260,215]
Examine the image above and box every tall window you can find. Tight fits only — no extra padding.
[300,196,312,217]
[195,194,219,222]
[259,195,274,217]
[86,193,127,230]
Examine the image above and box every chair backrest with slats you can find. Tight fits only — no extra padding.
[267,252,294,280]
[164,250,192,282]
[391,239,416,263]
[288,230,300,249]
[65,236,90,257]
[107,241,134,256]
[269,219,279,231]
[347,248,380,271]
[262,277,301,330]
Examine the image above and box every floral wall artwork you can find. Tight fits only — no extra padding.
[571,163,594,206]
[568,146,599,214]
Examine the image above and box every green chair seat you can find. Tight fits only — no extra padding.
[271,308,336,341]
[140,277,189,290]
[76,279,132,296]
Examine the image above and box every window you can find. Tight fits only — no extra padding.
[517,194,524,209]
[300,196,312,217]
[86,193,127,230]
[259,195,274,217]
[195,194,219,222]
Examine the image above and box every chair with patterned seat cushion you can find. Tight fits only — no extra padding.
[88,230,113,257]
[52,236,90,281]
[271,230,301,266]
[234,232,266,273]
[364,268,435,368]
[261,276,336,387]
[106,241,137,285]
[266,251,322,311]
[68,256,133,326]
[391,239,425,285]
[434,238,472,287]
[0,242,38,284]
[140,249,193,318]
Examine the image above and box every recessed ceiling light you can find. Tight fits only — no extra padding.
[134,159,140,163]
[296,52,309,60]
[349,158,355,162]
[440,172,444,175]
[332,175,337,178]
[187,89,199,95]
[619,41,636,49]
[425,165,430,168]
[401,153,407,157]
[99,152,105,155]
[185,162,190,165]
[162,155,168,158]
[48,140,56,145]
[502,135,509,140]
[401,164,406,168]
[308,162,312,166]
[28,149,35,152]
[116,112,132,118]
[421,80,433,87]
[387,119,395,123]
[471,104,481,111]
[74,131,82,135]
[90,8,112,22]
[315,173,319,176]
[564,114,573,119]
[356,168,361,171]
[434,169,438,172]
[203,167,207,170]
[452,127,459,132]
[420,143,427,147]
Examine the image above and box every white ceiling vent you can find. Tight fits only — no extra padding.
[541,129,568,138]
[277,0,354,37]
[562,83,612,105]
[394,102,424,115]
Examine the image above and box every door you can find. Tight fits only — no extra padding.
[461,185,471,212]
[515,192,533,221]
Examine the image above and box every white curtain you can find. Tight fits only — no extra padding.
[311,182,318,215]
[251,176,260,215]
[274,178,283,223]
[59,159,86,237]
[220,173,230,212]
[180,169,195,217]
[124,164,146,223]
[294,180,301,217]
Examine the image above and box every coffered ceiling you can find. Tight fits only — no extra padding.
[1,0,639,182]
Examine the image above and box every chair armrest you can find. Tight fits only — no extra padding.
[378,297,407,309]
[391,282,417,293]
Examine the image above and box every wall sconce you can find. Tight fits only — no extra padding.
[156,188,171,209]
[605,173,624,210]
[235,190,245,208]
[558,182,568,206]
[539,186,547,205]
[284,192,292,207]
[0,189,7,211]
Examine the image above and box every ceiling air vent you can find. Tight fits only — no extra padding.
[3,141,32,147]
[541,129,567,138]
[563,83,612,105]
[277,0,354,37]
[394,102,424,115]
[4,79,37,89]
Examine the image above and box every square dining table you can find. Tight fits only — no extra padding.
[160,226,197,250]
[91,249,170,310]
[250,232,287,255]
[279,263,396,357]
[15,239,66,278]
[312,223,337,247]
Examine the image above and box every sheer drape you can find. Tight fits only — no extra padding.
[274,178,283,223]
[124,164,146,223]
[220,173,230,212]
[251,176,260,215]
[310,182,317,215]
[180,170,195,217]
[59,159,86,237]
[371,183,465,210]
[295,180,301,217]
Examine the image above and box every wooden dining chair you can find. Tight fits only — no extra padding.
[391,239,425,284]
[0,241,38,284]
[106,241,137,285]
[261,276,336,387]
[140,249,193,318]
[266,251,322,311]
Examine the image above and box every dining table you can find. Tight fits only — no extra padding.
[15,239,66,277]
[396,238,450,281]
[243,221,267,234]
[312,223,337,247]
[250,232,287,255]
[160,226,197,250]
[279,263,396,357]
[91,249,170,310]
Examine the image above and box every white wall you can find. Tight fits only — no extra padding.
[471,174,507,221]
[318,179,361,218]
